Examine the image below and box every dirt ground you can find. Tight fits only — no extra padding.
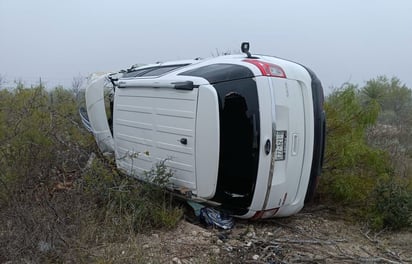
[98,205,411,264]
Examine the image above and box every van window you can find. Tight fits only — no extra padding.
[141,65,188,77]
[123,64,189,78]
[179,63,254,84]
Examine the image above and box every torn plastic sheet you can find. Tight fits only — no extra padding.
[199,207,234,230]
[187,201,234,229]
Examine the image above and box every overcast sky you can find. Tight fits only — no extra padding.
[1,0,411,93]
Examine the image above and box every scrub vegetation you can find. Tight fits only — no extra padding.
[0,75,411,263]
[0,83,182,263]
[319,76,412,230]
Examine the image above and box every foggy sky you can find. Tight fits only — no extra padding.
[1,0,411,93]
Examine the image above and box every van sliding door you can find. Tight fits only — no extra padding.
[114,85,199,191]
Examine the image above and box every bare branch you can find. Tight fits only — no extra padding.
[71,74,85,101]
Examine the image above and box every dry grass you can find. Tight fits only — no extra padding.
[0,86,183,263]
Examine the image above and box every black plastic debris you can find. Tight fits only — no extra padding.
[186,201,235,230]
[199,207,234,230]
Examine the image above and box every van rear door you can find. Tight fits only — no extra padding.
[113,80,199,191]
[179,63,260,206]
[266,78,306,209]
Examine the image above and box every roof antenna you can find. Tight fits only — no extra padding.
[241,42,252,58]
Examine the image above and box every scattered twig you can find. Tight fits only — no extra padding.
[272,238,346,245]
[383,247,405,263]
[361,228,379,243]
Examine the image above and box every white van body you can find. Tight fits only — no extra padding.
[84,51,325,219]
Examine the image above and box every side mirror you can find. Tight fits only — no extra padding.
[241,42,250,53]
[241,42,251,58]
[240,42,252,58]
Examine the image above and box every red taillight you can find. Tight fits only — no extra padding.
[244,59,286,78]
[251,208,279,220]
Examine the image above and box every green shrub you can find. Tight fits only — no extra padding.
[0,85,96,262]
[369,176,412,230]
[320,81,412,230]
[319,85,388,203]
[327,174,373,204]
[0,84,182,263]
[82,156,183,233]
[0,86,94,205]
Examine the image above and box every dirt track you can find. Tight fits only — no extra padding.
[99,205,411,263]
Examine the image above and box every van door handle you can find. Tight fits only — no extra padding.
[265,139,271,155]
[291,134,298,156]
[180,138,188,145]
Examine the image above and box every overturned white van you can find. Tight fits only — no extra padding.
[82,43,326,219]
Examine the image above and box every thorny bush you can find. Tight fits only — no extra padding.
[0,85,182,263]
[319,82,412,230]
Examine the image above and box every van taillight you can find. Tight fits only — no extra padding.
[244,59,286,78]
[251,208,279,220]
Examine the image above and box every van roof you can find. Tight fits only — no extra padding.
[117,54,311,84]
